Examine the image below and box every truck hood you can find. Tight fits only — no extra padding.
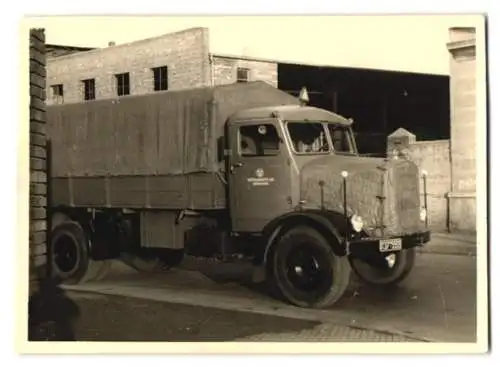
[301,154,386,178]
[299,154,422,236]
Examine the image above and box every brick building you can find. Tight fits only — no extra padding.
[46,27,277,105]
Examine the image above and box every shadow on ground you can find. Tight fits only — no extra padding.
[28,278,80,341]
[64,292,320,342]
[185,257,413,309]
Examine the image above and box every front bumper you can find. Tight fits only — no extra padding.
[346,230,431,257]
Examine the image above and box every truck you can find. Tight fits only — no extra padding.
[45,81,431,309]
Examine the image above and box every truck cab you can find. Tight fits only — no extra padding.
[225,99,430,308]
[227,104,358,232]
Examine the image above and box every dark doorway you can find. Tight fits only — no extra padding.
[278,63,450,156]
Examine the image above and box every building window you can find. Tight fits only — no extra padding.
[82,78,96,101]
[51,84,64,104]
[115,72,130,96]
[237,67,250,83]
[152,66,168,91]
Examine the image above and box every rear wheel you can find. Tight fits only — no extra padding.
[272,226,350,309]
[349,248,416,286]
[50,220,111,284]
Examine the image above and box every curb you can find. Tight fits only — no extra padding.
[417,233,476,257]
[432,232,477,244]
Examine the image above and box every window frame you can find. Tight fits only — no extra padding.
[82,78,96,101]
[284,121,358,156]
[284,121,332,156]
[236,67,250,83]
[152,66,169,91]
[237,123,282,158]
[51,84,64,104]
[115,72,130,96]
[327,124,358,155]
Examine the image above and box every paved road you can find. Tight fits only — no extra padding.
[30,291,416,342]
[62,252,477,343]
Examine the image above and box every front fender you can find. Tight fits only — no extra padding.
[259,210,348,267]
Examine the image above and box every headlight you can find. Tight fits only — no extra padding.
[350,214,364,232]
[420,208,427,222]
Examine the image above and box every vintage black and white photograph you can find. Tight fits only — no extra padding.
[19,13,488,353]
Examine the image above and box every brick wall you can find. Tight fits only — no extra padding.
[29,29,48,294]
[387,128,451,231]
[46,28,280,106]
[446,28,476,232]
[211,55,278,87]
[46,27,210,105]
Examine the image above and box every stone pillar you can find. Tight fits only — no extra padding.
[446,27,476,232]
[387,127,416,160]
[29,29,48,296]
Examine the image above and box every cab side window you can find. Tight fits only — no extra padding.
[239,124,280,157]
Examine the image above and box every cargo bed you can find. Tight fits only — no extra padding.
[47,82,299,210]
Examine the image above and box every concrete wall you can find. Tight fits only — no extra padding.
[387,128,451,231]
[447,27,477,232]
[408,140,451,230]
[29,29,48,294]
[211,55,278,87]
[46,27,211,105]
[386,28,479,234]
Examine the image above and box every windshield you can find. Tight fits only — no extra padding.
[287,122,329,154]
[327,124,355,154]
[286,121,356,155]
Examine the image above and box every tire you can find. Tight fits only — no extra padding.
[272,226,351,309]
[349,248,416,286]
[49,219,111,285]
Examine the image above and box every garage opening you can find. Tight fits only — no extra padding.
[278,63,450,156]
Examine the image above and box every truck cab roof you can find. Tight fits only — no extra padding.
[228,105,352,126]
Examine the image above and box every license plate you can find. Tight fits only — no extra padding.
[379,238,403,252]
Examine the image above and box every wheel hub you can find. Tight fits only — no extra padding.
[53,235,79,274]
[286,245,328,292]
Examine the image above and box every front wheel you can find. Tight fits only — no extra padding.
[349,248,416,286]
[272,226,350,309]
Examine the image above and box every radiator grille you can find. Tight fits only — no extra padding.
[386,160,421,235]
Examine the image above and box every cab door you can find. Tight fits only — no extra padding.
[227,120,292,233]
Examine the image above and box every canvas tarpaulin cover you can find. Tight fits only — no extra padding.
[47,82,299,178]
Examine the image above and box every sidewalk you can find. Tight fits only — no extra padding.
[238,323,419,342]
[418,231,478,256]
